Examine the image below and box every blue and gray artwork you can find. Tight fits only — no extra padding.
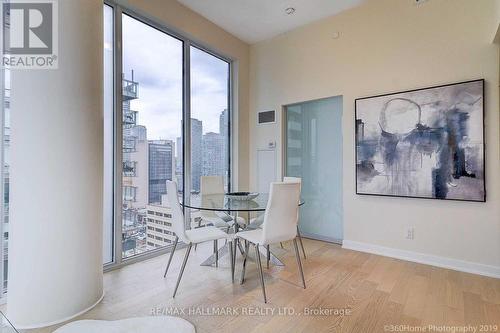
[355,80,484,201]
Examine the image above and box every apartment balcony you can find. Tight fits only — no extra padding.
[123,110,137,127]
[122,78,138,101]
[123,136,137,153]
[122,186,137,203]
[123,160,137,177]
[4,89,10,109]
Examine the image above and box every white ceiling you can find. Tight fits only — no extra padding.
[177,0,365,44]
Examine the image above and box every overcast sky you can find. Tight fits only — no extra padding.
[122,14,229,141]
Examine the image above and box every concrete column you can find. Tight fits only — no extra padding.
[7,0,104,328]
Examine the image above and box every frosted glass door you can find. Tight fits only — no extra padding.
[285,97,343,242]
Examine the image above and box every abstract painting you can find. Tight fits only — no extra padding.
[355,79,485,202]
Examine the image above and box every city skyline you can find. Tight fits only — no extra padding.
[121,70,229,257]
[120,12,230,257]
[122,14,229,141]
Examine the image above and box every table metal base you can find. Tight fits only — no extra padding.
[200,242,284,267]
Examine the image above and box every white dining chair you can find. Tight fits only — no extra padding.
[196,176,244,254]
[163,180,235,298]
[235,182,306,303]
[246,177,307,266]
[283,177,307,260]
[199,176,244,228]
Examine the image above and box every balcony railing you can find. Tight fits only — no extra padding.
[123,186,137,202]
[123,136,137,153]
[123,160,137,177]
[3,89,9,109]
[122,78,138,101]
[123,110,137,127]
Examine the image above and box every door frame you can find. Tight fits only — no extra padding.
[281,97,343,244]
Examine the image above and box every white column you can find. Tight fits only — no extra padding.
[7,0,104,328]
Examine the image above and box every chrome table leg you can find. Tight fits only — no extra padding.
[214,239,218,268]
[240,241,250,284]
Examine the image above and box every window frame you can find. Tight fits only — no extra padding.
[103,2,234,271]
[0,66,6,298]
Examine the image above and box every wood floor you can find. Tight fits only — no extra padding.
[24,239,500,332]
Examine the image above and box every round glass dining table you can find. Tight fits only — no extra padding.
[181,193,304,212]
[180,193,305,267]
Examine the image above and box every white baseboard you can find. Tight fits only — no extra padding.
[299,231,342,245]
[342,240,500,279]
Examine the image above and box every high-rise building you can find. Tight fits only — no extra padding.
[2,80,9,292]
[175,136,183,191]
[123,125,148,210]
[146,195,175,249]
[191,118,202,193]
[219,109,229,183]
[121,71,149,255]
[219,108,229,138]
[202,132,225,177]
[146,194,203,248]
[148,140,175,204]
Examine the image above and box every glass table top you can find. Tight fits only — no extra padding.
[181,193,304,212]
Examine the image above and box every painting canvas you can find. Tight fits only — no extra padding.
[355,79,485,202]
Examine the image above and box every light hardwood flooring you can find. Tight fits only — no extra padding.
[20,239,500,332]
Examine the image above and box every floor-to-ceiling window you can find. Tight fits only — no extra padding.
[190,46,230,193]
[103,3,232,265]
[188,46,230,225]
[120,13,183,259]
[1,67,9,295]
[0,7,10,294]
[103,4,114,265]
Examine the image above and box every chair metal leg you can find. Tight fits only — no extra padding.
[225,226,230,245]
[233,239,238,273]
[293,238,306,289]
[229,240,235,283]
[214,239,218,267]
[240,240,250,284]
[173,243,192,298]
[163,236,178,278]
[255,244,267,303]
[297,226,306,259]
[237,238,245,255]
[194,220,203,251]
[266,245,270,269]
[280,242,284,249]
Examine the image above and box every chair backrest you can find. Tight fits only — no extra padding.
[201,176,225,195]
[283,177,302,222]
[283,176,302,190]
[166,181,188,243]
[200,176,225,218]
[260,182,301,245]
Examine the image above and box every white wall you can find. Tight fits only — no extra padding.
[249,0,500,274]
[8,0,104,328]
